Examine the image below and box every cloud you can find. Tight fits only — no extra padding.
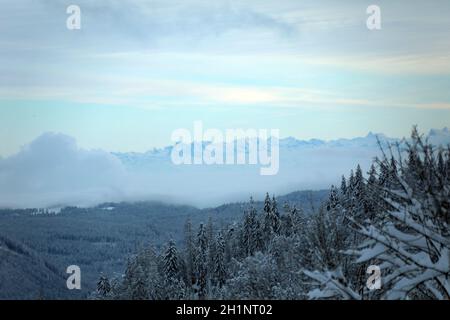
[2,77,448,111]
[0,130,384,209]
[0,132,128,208]
[2,0,450,114]
[1,129,449,209]
[301,54,450,75]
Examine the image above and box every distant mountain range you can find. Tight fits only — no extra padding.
[114,128,450,163]
[110,127,450,207]
[0,128,449,209]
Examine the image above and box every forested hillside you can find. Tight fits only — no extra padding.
[0,191,326,299]
[0,235,68,299]
[94,128,450,300]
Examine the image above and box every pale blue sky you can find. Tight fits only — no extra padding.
[1,0,450,156]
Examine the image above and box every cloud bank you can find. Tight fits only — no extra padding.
[1,129,448,209]
[0,133,127,208]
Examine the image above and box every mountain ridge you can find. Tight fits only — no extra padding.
[112,128,450,161]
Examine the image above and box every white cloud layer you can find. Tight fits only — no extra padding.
[1,129,448,209]
[0,133,127,208]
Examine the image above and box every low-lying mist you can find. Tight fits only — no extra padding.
[1,129,448,209]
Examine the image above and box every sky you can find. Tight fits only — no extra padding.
[1,0,450,156]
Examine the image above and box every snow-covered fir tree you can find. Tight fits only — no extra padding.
[163,239,179,279]
[214,232,227,287]
[196,223,208,299]
[96,275,111,299]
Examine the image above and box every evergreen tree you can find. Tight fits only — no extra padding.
[326,185,339,211]
[129,264,147,300]
[242,199,257,256]
[96,275,111,298]
[389,156,398,186]
[446,146,450,179]
[224,225,235,264]
[367,164,377,185]
[271,196,281,235]
[354,165,365,199]
[378,161,389,187]
[340,175,347,196]
[141,247,164,299]
[366,164,380,219]
[262,194,281,245]
[206,216,216,278]
[250,198,263,252]
[262,193,273,246]
[263,193,271,215]
[353,164,367,215]
[214,232,227,287]
[196,223,208,299]
[437,149,445,176]
[184,218,195,286]
[282,203,294,237]
[271,196,279,217]
[289,206,303,235]
[163,239,179,279]
[241,205,255,256]
[348,170,355,194]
